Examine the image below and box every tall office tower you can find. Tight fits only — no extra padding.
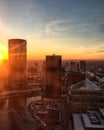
[76,61,80,71]
[45,55,62,98]
[70,61,76,71]
[79,60,86,73]
[70,61,80,72]
[8,39,27,90]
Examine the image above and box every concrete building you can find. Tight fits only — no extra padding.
[67,79,104,116]
[45,55,62,98]
[8,39,27,90]
[72,109,104,130]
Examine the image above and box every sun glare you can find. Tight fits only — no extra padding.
[0,54,3,60]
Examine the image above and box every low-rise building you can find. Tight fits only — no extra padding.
[67,79,104,116]
[72,108,104,130]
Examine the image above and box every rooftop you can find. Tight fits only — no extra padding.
[69,78,104,91]
[72,109,104,130]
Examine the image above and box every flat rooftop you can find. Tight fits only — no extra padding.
[69,79,104,91]
[72,110,104,130]
[82,113,104,129]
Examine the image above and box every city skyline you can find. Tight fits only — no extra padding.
[0,0,104,60]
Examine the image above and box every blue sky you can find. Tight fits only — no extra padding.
[0,0,104,59]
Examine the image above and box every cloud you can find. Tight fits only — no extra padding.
[44,19,94,39]
[97,50,104,53]
[79,46,84,49]
[96,44,104,53]
[45,20,72,35]
[0,18,14,38]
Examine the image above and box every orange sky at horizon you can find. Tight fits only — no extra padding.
[0,41,104,61]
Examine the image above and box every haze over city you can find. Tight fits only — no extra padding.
[0,0,104,60]
[0,1,104,130]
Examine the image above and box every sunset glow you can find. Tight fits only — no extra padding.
[0,54,3,60]
[0,0,104,60]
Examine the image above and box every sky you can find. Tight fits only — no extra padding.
[0,0,104,60]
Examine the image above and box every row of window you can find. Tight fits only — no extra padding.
[69,96,104,103]
[69,103,104,113]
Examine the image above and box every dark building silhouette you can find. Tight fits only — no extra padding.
[70,61,76,72]
[8,96,26,109]
[70,61,79,72]
[8,39,27,90]
[45,55,62,98]
[66,72,85,87]
[70,60,86,73]
[79,60,86,72]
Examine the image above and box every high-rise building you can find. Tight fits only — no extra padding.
[45,55,62,98]
[70,61,76,71]
[8,39,27,90]
[70,61,80,72]
[79,60,86,72]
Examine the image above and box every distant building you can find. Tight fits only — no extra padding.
[70,61,76,72]
[8,39,27,90]
[70,60,86,73]
[70,61,79,72]
[79,60,86,73]
[45,55,62,98]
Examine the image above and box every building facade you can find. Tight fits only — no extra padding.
[66,72,85,87]
[45,55,62,98]
[8,39,27,90]
[79,60,86,73]
[68,87,104,116]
